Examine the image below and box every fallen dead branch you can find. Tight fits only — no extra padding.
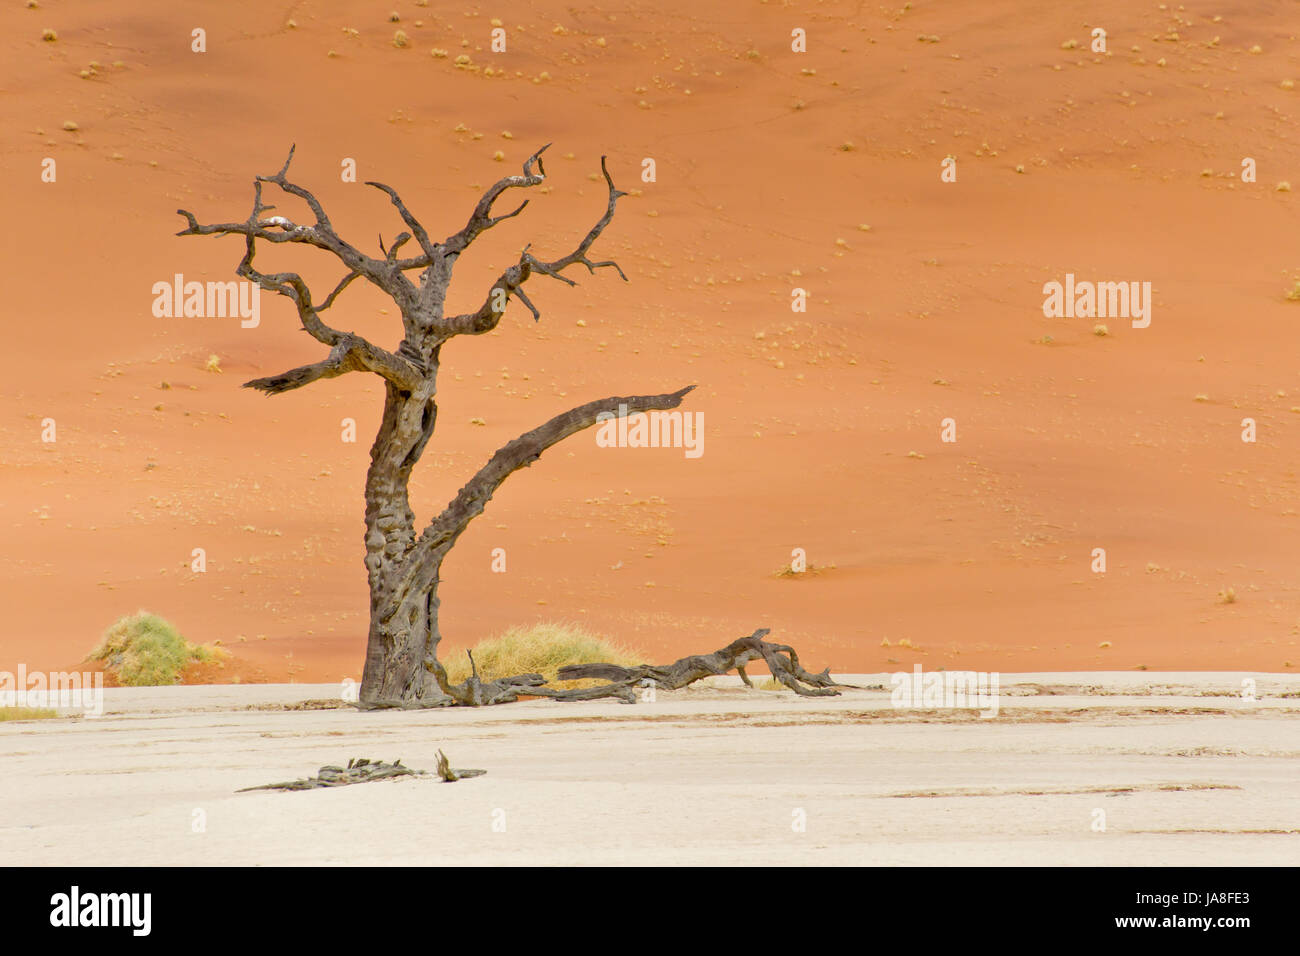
[555,627,859,699]
[237,755,485,791]
[356,627,852,708]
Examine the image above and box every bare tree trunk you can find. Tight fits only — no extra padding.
[359,381,445,705]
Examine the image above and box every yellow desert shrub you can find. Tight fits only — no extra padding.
[90,612,219,686]
[442,622,639,688]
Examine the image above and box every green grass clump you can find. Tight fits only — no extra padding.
[90,611,218,686]
[442,622,640,687]
[0,706,58,722]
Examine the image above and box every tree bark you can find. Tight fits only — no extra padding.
[358,378,443,705]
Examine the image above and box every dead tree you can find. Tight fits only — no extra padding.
[178,147,842,707]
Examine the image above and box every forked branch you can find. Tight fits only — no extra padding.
[444,155,628,336]
[243,333,420,395]
[176,146,421,394]
[442,145,550,256]
[365,180,438,260]
[177,145,409,300]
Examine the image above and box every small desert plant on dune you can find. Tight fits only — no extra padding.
[775,561,835,577]
[90,612,218,686]
[0,706,58,722]
[442,622,640,688]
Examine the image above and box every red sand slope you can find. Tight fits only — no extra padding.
[3,2,1299,682]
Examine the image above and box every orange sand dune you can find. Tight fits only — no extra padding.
[2,1,1299,684]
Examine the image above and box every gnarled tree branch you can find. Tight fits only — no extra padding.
[405,384,696,577]
[443,155,627,336]
[365,180,438,260]
[442,144,550,257]
[178,145,416,306]
[177,147,422,394]
[559,628,856,698]
[243,332,422,395]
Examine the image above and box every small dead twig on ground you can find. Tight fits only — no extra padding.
[238,755,484,792]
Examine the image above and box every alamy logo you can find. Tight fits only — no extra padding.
[890,664,1000,718]
[595,406,704,459]
[152,273,260,327]
[49,886,151,936]
[1041,273,1151,328]
[0,665,102,717]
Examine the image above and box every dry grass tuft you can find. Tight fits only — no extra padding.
[90,612,220,686]
[0,706,58,722]
[442,622,641,688]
